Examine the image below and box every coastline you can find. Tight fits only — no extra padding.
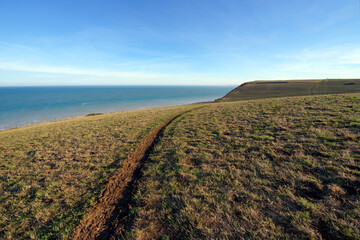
[0,86,232,131]
[0,100,208,132]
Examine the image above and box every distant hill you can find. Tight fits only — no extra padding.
[216,79,360,102]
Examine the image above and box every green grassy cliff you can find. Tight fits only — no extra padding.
[128,93,360,239]
[0,104,198,239]
[1,91,359,239]
[216,79,360,102]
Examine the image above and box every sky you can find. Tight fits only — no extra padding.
[0,0,359,86]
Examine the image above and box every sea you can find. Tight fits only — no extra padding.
[0,86,233,130]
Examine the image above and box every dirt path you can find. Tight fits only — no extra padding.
[70,108,199,240]
[309,81,319,95]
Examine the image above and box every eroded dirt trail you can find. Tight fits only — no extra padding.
[70,108,198,240]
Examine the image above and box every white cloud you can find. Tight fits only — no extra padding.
[340,49,360,64]
[0,41,35,52]
[0,62,163,79]
[275,46,350,62]
[258,45,360,80]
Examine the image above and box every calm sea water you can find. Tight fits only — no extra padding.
[0,86,233,130]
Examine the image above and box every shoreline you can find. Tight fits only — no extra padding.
[0,101,211,132]
[0,86,232,131]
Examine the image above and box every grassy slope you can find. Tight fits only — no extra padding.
[129,94,360,239]
[217,79,360,102]
[0,104,199,239]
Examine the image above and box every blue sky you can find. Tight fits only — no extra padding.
[0,0,359,86]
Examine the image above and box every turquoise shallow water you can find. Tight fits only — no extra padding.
[0,86,233,130]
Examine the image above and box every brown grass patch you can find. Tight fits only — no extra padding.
[128,94,360,239]
[0,104,199,239]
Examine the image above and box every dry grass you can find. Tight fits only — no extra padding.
[0,104,198,239]
[129,94,360,239]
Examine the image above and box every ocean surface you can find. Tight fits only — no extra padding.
[0,86,233,130]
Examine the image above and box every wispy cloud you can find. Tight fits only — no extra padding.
[255,45,360,80]
[275,46,349,62]
[340,49,360,64]
[0,41,36,52]
[0,62,163,79]
[275,45,360,67]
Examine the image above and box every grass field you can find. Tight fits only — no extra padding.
[1,90,360,239]
[0,104,199,239]
[128,93,360,239]
[217,79,360,102]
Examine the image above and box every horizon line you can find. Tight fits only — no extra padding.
[0,84,238,87]
[2,77,360,87]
